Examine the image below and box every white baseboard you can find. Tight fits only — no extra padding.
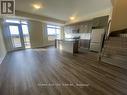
[0,53,7,64]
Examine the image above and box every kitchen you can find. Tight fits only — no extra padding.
[55,16,109,54]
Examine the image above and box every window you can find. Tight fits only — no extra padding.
[47,25,61,41]
[21,21,31,48]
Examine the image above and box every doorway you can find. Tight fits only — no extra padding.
[9,24,25,50]
[6,20,31,51]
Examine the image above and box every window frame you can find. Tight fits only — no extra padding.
[47,24,61,41]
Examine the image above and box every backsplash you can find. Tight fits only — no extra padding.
[64,16,109,40]
[65,33,91,40]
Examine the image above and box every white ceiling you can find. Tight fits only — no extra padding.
[15,0,112,22]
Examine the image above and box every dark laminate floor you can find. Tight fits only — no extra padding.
[0,47,127,95]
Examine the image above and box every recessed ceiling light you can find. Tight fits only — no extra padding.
[70,16,75,20]
[33,4,42,9]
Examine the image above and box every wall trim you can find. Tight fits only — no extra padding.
[0,52,7,64]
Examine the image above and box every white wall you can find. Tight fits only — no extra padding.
[28,20,57,48]
[28,20,44,48]
[0,19,7,64]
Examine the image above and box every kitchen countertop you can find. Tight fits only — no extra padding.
[56,38,80,42]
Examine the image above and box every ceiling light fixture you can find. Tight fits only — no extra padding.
[70,16,75,20]
[33,4,42,9]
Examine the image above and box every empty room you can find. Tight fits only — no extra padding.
[0,0,127,95]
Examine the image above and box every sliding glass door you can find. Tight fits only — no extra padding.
[5,19,31,51]
[9,24,25,50]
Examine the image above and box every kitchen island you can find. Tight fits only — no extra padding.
[55,39,79,54]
